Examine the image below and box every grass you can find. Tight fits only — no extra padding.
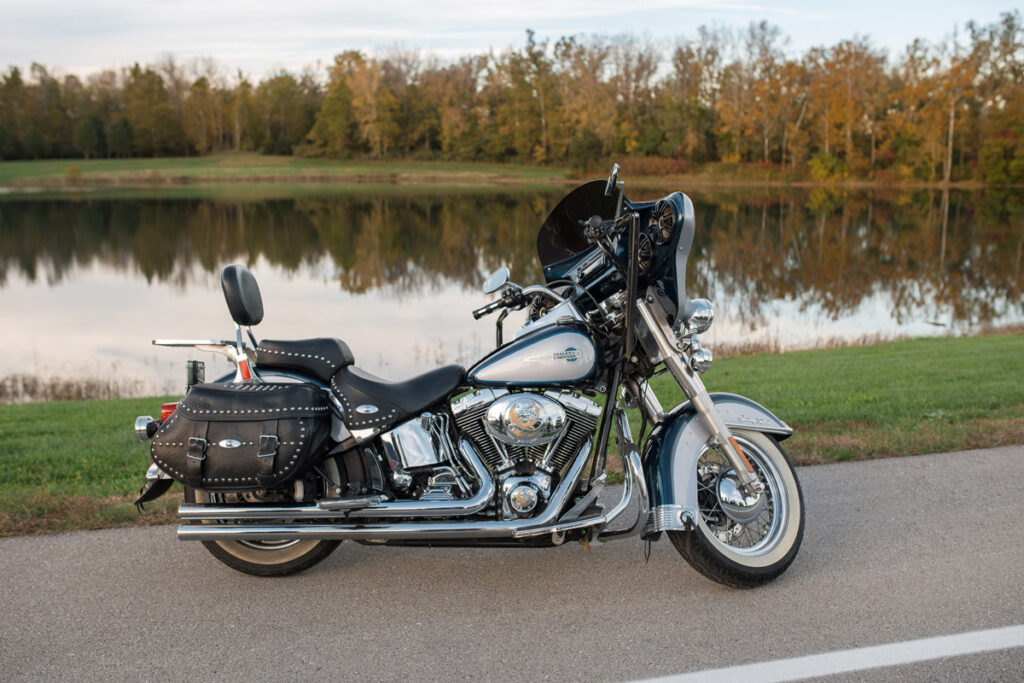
[1,333,1022,536]
[0,152,570,187]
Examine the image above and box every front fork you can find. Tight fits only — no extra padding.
[634,297,763,495]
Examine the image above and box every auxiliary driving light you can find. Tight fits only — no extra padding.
[690,347,713,374]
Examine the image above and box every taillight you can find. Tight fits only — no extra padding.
[161,402,179,420]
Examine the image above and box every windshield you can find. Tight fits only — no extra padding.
[536,180,619,269]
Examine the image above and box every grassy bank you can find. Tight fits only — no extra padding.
[0,153,569,187]
[0,154,1012,189]
[1,333,1022,536]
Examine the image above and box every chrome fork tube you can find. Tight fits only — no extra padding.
[635,297,758,489]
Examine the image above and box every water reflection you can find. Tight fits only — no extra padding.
[1,185,1021,396]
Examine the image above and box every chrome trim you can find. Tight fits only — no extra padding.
[682,298,714,335]
[380,414,445,469]
[178,441,592,542]
[635,296,756,489]
[145,462,172,481]
[514,299,586,339]
[520,284,565,303]
[135,415,155,441]
[596,413,649,540]
[644,504,697,535]
[484,393,566,446]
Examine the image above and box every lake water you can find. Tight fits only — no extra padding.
[1,183,1021,399]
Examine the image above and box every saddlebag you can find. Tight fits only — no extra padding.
[150,382,331,492]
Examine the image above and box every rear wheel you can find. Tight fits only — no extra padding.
[668,430,804,588]
[184,487,339,576]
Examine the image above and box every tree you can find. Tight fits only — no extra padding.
[0,125,15,159]
[73,114,103,158]
[122,64,180,156]
[107,118,133,158]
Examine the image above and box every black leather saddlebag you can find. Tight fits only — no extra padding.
[150,382,331,492]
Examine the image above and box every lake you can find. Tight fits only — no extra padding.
[1,183,1021,400]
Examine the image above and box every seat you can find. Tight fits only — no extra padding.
[329,364,466,430]
[254,338,355,384]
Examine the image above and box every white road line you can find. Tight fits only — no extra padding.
[641,624,1024,683]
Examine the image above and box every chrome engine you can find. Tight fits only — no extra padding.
[453,389,601,518]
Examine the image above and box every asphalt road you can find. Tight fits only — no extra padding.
[2,446,1022,682]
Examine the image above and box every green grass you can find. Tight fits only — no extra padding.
[642,332,1024,463]
[1,333,1022,535]
[0,152,570,186]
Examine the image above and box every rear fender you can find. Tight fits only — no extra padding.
[642,393,792,535]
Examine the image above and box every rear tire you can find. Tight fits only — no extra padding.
[668,430,804,588]
[184,487,340,577]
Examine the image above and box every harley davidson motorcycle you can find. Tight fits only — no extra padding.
[133,165,804,587]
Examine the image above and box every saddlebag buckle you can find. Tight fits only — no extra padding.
[186,437,208,460]
[258,434,279,458]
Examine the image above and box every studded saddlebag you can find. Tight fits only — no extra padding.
[150,382,331,492]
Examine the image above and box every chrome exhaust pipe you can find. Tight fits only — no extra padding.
[179,438,495,522]
[178,442,591,542]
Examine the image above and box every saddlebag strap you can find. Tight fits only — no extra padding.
[256,420,280,487]
[186,420,209,482]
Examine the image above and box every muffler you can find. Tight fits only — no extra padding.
[178,443,592,542]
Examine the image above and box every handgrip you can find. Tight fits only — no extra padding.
[472,299,505,319]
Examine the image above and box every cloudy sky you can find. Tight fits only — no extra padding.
[1,0,1015,80]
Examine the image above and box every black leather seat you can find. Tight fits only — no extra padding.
[254,338,355,384]
[329,364,466,430]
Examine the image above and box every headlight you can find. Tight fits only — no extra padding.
[683,298,714,335]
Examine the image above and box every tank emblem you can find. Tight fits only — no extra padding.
[356,404,380,414]
[553,347,582,363]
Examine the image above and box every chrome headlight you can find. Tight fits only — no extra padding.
[690,347,713,374]
[683,298,714,335]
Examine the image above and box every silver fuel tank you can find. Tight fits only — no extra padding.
[467,324,600,388]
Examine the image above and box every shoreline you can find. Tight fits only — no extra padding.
[1,155,1019,191]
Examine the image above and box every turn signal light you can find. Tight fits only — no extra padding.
[161,402,179,420]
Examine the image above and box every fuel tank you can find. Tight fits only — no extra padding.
[467,323,600,388]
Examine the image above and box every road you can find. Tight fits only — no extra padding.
[1,446,1022,681]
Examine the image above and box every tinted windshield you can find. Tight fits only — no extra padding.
[536,180,619,268]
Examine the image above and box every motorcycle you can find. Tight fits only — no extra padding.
[133,164,804,587]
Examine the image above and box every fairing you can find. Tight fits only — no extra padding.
[537,181,696,317]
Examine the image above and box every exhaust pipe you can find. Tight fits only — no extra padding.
[179,439,495,522]
[178,442,592,542]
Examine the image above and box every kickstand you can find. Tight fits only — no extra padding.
[644,538,652,564]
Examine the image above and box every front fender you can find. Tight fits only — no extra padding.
[641,393,791,535]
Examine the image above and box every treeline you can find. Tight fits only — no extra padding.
[1,12,1021,182]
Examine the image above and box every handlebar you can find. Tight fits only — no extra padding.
[472,298,506,319]
[581,212,636,243]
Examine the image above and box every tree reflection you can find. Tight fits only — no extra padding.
[0,187,1020,328]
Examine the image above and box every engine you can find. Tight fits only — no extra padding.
[452,389,601,518]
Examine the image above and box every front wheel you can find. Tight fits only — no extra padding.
[184,487,340,577]
[668,430,804,588]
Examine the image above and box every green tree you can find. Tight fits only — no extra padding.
[107,118,133,157]
[122,64,180,156]
[0,125,15,159]
[72,114,103,158]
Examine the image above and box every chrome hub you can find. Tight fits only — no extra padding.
[717,469,766,524]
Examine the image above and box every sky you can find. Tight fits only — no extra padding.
[0,0,1016,81]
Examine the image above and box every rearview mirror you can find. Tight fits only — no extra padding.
[604,163,620,197]
[482,266,510,294]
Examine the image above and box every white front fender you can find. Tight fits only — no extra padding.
[641,393,791,535]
